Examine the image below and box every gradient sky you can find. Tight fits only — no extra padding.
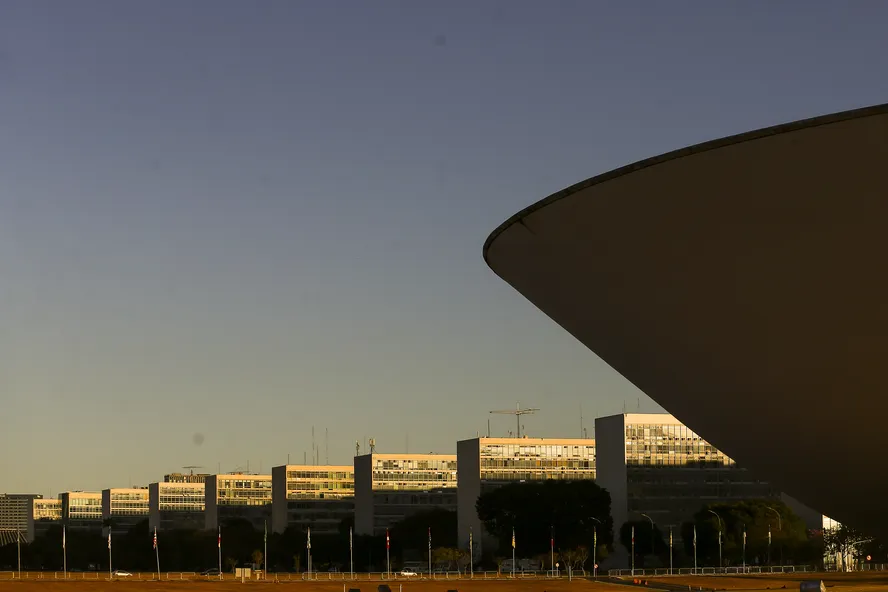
[3,1,888,497]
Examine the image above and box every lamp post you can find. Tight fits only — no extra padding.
[707,510,724,571]
[641,513,655,563]
[765,506,782,568]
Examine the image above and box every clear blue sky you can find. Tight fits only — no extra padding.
[3,1,887,496]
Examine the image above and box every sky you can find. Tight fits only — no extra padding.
[2,1,888,497]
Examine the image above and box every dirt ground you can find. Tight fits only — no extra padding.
[0,580,624,592]
[652,573,888,591]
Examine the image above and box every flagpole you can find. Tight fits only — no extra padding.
[264,521,268,581]
[349,527,354,580]
[469,528,474,579]
[62,526,67,580]
[218,527,222,580]
[385,529,390,579]
[593,526,597,578]
[631,525,635,577]
[428,527,432,579]
[108,531,112,580]
[742,525,747,574]
[693,525,698,574]
[154,528,160,581]
[511,527,515,579]
[17,530,21,580]
[307,527,312,579]
[669,528,673,575]
[550,525,555,577]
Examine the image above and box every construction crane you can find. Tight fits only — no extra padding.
[489,402,539,438]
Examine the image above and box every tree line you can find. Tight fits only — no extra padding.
[1,481,881,572]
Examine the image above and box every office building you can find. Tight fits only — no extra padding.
[271,465,354,535]
[456,437,596,553]
[595,413,778,540]
[164,472,210,484]
[102,488,150,535]
[205,473,272,530]
[29,497,62,541]
[60,491,103,531]
[354,453,458,536]
[148,482,205,531]
[0,494,41,542]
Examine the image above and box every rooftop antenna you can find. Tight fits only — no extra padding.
[487,418,491,438]
[325,428,329,465]
[637,398,641,412]
[287,453,290,465]
[580,403,584,439]
[304,451,307,465]
[183,465,203,476]
[369,438,376,453]
[405,433,409,454]
[312,426,316,466]
[489,402,539,438]
[356,441,360,457]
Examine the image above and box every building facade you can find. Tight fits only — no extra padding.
[205,473,272,530]
[456,437,596,553]
[354,453,458,536]
[60,491,103,531]
[102,488,150,535]
[29,497,62,541]
[271,465,354,535]
[595,413,778,541]
[0,494,41,543]
[148,482,205,531]
[164,472,210,484]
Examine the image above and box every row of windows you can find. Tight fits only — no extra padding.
[217,480,272,489]
[287,482,354,491]
[481,470,596,482]
[480,445,595,460]
[372,460,457,471]
[480,459,594,469]
[287,471,353,480]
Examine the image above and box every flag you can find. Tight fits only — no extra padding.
[62,526,66,550]
[264,522,267,544]
[307,527,312,550]
[385,529,390,550]
[108,532,112,550]
[511,528,516,549]
[768,526,771,545]
[428,527,431,551]
[631,525,635,545]
[469,529,473,549]
[218,527,221,549]
[743,527,747,546]
[153,528,157,550]
[349,527,353,551]
[693,525,697,548]
[669,529,673,548]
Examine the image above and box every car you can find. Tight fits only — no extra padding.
[202,568,220,576]
[113,570,132,577]
[399,569,417,577]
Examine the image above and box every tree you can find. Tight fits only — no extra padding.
[681,498,810,567]
[823,523,872,571]
[252,549,264,568]
[475,480,613,556]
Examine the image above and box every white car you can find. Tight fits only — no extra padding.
[399,569,417,577]
[113,570,132,577]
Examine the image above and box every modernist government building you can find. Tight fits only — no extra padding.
[483,102,888,539]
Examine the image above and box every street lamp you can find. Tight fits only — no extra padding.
[707,510,724,571]
[764,506,782,567]
[640,513,656,560]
